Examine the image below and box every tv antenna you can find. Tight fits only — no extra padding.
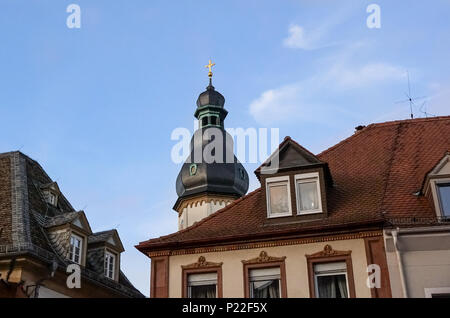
[418,101,436,118]
[395,71,427,119]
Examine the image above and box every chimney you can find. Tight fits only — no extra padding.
[354,125,366,133]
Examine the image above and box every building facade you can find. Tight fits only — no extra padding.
[136,76,450,298]
[0,151,143,298]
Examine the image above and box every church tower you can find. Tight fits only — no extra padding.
[174,61,249,230]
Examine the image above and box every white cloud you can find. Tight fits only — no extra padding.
[283,24,335,50]
[283,25,316,50]
[249,61,405,125]
[328,62,405,89]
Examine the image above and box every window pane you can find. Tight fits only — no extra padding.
[269,184,289,214]
[438,184,450,216]
[298,181,319,211]
[250,279,280,298]
[189,285,216,298]
[70,236,82,264]
[316,274,348,298]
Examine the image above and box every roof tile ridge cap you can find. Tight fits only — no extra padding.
[318,116,450,158]
[138,188,262,245]
[0,150,22,157]
[317,124,377,157]
[368,116,450,128]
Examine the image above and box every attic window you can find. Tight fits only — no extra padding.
[266,176,292,218]
[295,172,322,215]
[43,190,58,206]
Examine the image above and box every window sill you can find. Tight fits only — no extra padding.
[267,212,293,219]
[297,210,323,216]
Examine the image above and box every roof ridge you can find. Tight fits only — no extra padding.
[366,115,450,128]
[318,116,450,158]
[91,229,116,235]
[138,187,262,246]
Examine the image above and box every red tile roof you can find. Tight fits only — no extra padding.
[137,116,450,252]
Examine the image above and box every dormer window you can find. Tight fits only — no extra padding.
[104,251,116,280]
[437,183,450,217]
[423,154,450,219]
[44,191,58,206]
[40,182,60,207]
[266,176,292,218]
[295,173,322,215]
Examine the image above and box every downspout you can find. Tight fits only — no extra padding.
[391,228,408,298]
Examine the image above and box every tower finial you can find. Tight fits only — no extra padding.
[205,59,215,79]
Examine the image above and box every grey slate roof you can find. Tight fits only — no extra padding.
[88,230,116,244]
[43,211,80,228]
[0,151,144,298]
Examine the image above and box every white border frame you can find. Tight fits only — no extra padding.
[424,287,450,298]
[266,176,292,218]
[104,250,116,280]
[294,172,323,215]
[69,233,83,265]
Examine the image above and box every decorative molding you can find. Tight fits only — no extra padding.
[305,244,351,259]
[176,194,236,213]
[242,251,286,264]
[181,257,224,298]
[146,230,383,257]
[242,252,288,298]
[306,244,356,298]
[182,256,223,269]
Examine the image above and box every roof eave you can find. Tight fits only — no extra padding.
[136,218,385,255]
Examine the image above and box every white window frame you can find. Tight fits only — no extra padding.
[248,267,282,298]
[266,176,292,218]
[104,250,116,280]
[69,233,83,265]
[314,262,350,298]
[187,272,218,298]
[424,287,450,298]
[295,172,323,215]
[429,178,450,218]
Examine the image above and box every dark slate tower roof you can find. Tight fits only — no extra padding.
[174,79,249,209]
[196,80,225,108]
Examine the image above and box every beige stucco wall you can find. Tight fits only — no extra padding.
[168,238,372,298]
[385,230,450,298]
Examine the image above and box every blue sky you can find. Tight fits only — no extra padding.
[1,0,449,296]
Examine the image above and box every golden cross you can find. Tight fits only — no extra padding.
[205,59,215,78]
